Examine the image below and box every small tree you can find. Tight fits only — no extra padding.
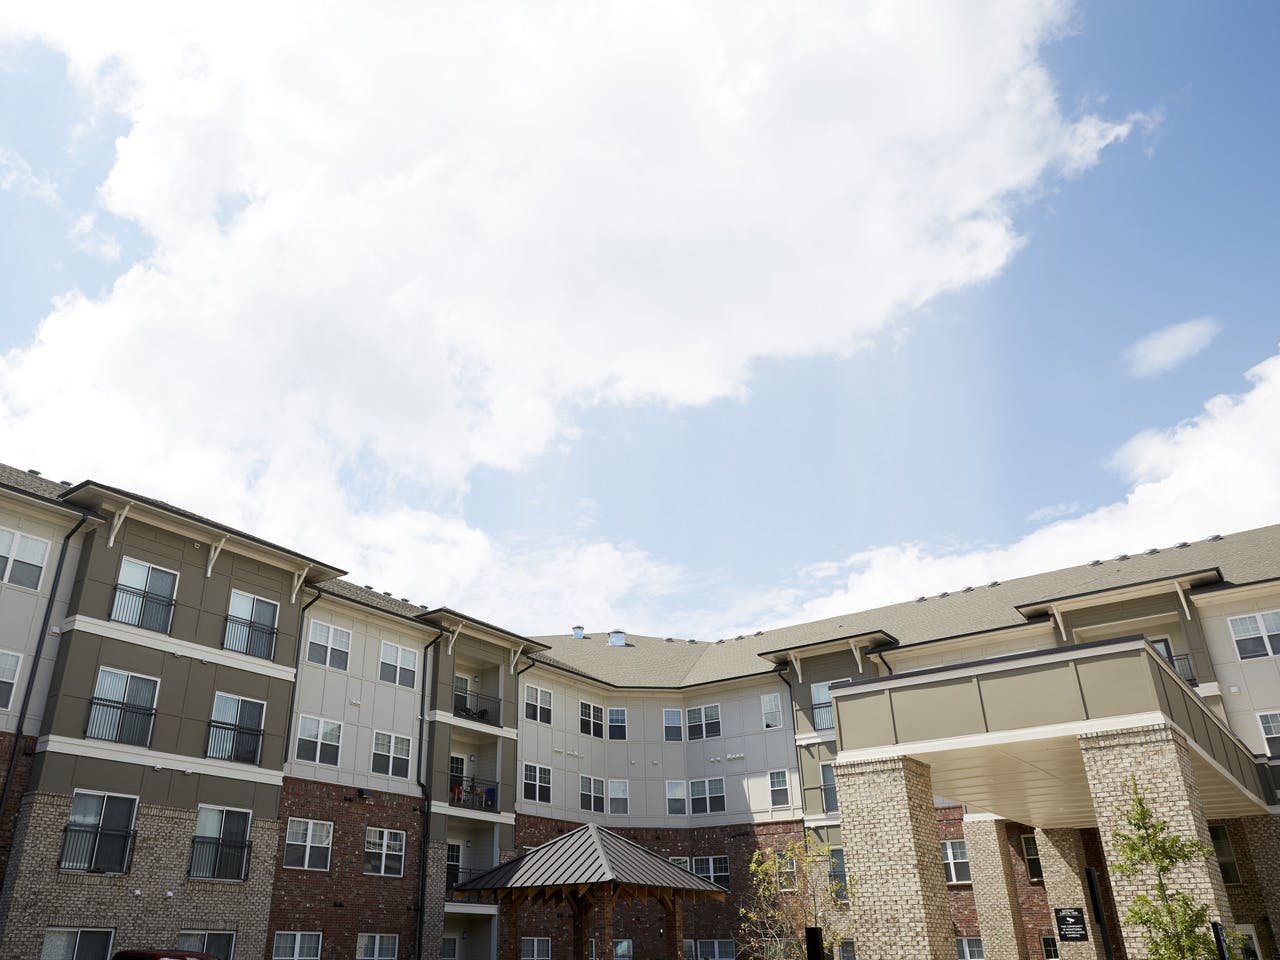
[1110,775,1235,960]
[737,838,851,960]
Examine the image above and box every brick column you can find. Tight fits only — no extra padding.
[1036,829,1107,960]
[663,899,685,959]
[964,816,1028,960]
[1080,723,1235,959]
[597,891,616,960]
[1241,814,1280,948]
[832,755,954,960]
[498,899,521,960]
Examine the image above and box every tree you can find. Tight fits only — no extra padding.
[737,838,852,960]
[1109,775,1237,960]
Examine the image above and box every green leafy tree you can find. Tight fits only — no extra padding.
[1110,776,1237,960]
[737,839,852,960]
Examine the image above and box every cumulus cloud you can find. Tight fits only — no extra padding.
[1124,317,1221,377]
[1026,500,1081,524]
[0,146,61,208]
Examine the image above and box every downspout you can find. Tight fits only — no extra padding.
[873,650,894,676]
[282,589,323,765]
[777,668,809,831]
[416,629,446,960]
[0,512,88,885]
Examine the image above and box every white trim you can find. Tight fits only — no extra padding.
[39,734,284,785]
[428,709,519,740]
[1192,580,1280,607]
[794,730,837,747]
[64,615,295,681]
[803,813,842,828]
[430,799,515,825]
[443,901,499,915]
[207,536,227,578]
[0,649,23,712]
[961,812,1003,822]
[107,503,131,548]
[295,715,343,768]
[371,729,413,779]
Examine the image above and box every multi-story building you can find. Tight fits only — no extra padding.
[0,460,1277,960]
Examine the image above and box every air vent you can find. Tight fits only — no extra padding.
[1115,554,1129,561]
[1208,534,1223,542]
[608,629,626,647]
[1089,559,1103,566]
[916,596,927,603]
[1145,548,1159,555]
[571,625,585,640]
[938,592,949,598]
[962,586,974,593]
[26,469,40,476]
[1175,541,1190,548]
[988,581,1001,588]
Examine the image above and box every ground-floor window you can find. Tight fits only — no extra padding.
[272,932,321,960]
[357,934,398,959]
[441,937,458,960]
[684,939,735,960]
[1208,824,1241,884]
[1041,937,1059,959]
[41,929,113,960]
[177,930,235,960]
[838,941,856,960]
[956,938,984,959]
[614,940,633,958]
[522,937,551,960]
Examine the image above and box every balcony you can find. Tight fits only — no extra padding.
[811,701,834,732]
[447,865,497,903]
[448,776,501,812]
[60,825,136,874]
[1163,652,1198,686]
[190,837,252,880]
[206,721,263,765]
[85,698,156,748]
[821,784,838,814]
[222,616,277,661]
[452,689,501,727]
[109,583,174,634]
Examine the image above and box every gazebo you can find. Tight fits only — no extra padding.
[453,822,726,960]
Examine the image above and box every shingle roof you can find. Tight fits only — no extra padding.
[0,463,75,503]
[315,578,433,621]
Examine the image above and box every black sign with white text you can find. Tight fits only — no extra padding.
[1055,907,1089,942]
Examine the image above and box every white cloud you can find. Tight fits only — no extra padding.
[66,212,121,261]
[1026,500,1081,524]
[0,146,61,208]
[1124,317,1221,378]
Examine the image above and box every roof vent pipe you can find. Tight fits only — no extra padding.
[572,625,585,640]
[608,629,626,646]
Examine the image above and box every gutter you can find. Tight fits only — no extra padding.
[415,628,446,960]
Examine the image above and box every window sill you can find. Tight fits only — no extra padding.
[283,865,331,872]
[946,881,973,888]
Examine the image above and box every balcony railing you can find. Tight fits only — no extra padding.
[1165,653,1198,686]
[452,689,501,727]
[110,583,175,634]
[190,837,252,880]
[821,784,838,813]
[448,776,501,811]
[811,701,834,731]
[447,865,497,902]
[85,698,156,747]
[223,616,277,661]
[206,721,263,765]
[60,825,136,874]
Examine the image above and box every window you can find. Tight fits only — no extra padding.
[0,527,49,590]
[372,731,411,778]
[111,556,177,632]
[820,763,838,812]
[776,853,797,891]
[667,780,687,815]
[687,704,721,740]
[61,791,136,873]
[40,930,113,960]
[580,701,604,738]
[191,806,252,880]
[0,650,18,711]
[664,708,683,741]
[177,932,235,960]
[670,856,690,869]
[357,934,398,959]
[379,642,417,688]
[1021,834,1043,881]
[615,941,633,959]
[296,715,341,766]
[690,778,725,815]
[524,763,552,803]
[941,840,971,883]
[608,706,627,740]
[580,775,605,813]
[284,818,332,871]
[768,770,790,807]
[445,843,461,888]
[761,693,782,730]
[525,685,552,724]
[838,942,856,960]
[608,779,629,815]
[306,621,350,670]
[956,938,985,959]
[830,847,849,900]
[1041,937,1059,959]
[1261,712,1280,756]
[1229,612,1280,659]
[272,932,322,960]
[810,680,842,731]
[522,938,551,960]
[85,666,157,746]
[693,855,729,889]
[364,827,406,876]
[1209,824,1241,884]
[207,692,265,764]
[441,938,458,960]
[224,590,279,660]
[693,940,735,960]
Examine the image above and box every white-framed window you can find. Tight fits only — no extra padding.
[957,938,984,959]
[225,589,279,660]
[85,666,158,746]
[372,731,411,778]
[0,650,19,711]
[580,701,604,738]
[364,827,405,876]
[525,685,552,724]
[284,818,332,871]
[61,790,137,873]
[208,692,265,764]
[838,941,856,960]
[191,805,252,881]
[666,780,687,815]
[1260,712,1280,756]
[608,779,629,815]
[663,708,683,741]
[820,763,838,812]
[524,763,552,803]
[690,778,725,815]
[580,775,605,813]
[111,556,178,633]
[379,641,417,688]
[768,770,789,807]
[306,621,350,670]
[670,856,691,870]
[40,929,114,960]
[1021,834,1043,881]
[692,940,735,960]
[177,931,236,960]
[1208,823,1241,884]
[0,527,49,590]
[296,715,342,766]
[441,937,458,960]
[608,706,627,740]
[1229,612,1280,660]
[830,847,849,900]
[693,855,729,889]
[614,940,634,959]
[357,933,398,959]
[522,938,551,960]
[761,692,783,730]
[272,932,322,960]
[941,840,971,883]
[1041,937,1059,959]
[687,703,721,740]
[776,853,797,890]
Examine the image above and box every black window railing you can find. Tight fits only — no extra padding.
[821,784,839,813]
[206,721,263,765]
[190,837,252,880]
[811,701,834,731]
[447,775,501,811]
[829,869,849,900]
[60,825,136,874]
[446,865,497,902]
[85,698,156,747]
[1166,653,1198,686]
[222,616,277,661]
[452,689,501,727]
[110,583,175,634]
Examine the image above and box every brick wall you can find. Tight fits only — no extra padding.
[937,807,979,940]
[0,731,35,887]
[1003,822,1052,960]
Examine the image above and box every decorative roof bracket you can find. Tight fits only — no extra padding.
[206,536,227,578]
[107,502,131,549]
[290,565,310,603]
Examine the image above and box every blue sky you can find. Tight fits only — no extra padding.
[2,2,1278,636]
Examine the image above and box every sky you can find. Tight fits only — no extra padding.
[1,1,1277,639]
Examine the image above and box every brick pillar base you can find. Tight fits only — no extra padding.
[1036,828,1108,960]
[832,755,954,960]
[663,900,685,959]
[1241,813,1280,958]
[965,816,1028,960]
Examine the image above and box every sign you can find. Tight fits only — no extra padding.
[1055,907,1089,942]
